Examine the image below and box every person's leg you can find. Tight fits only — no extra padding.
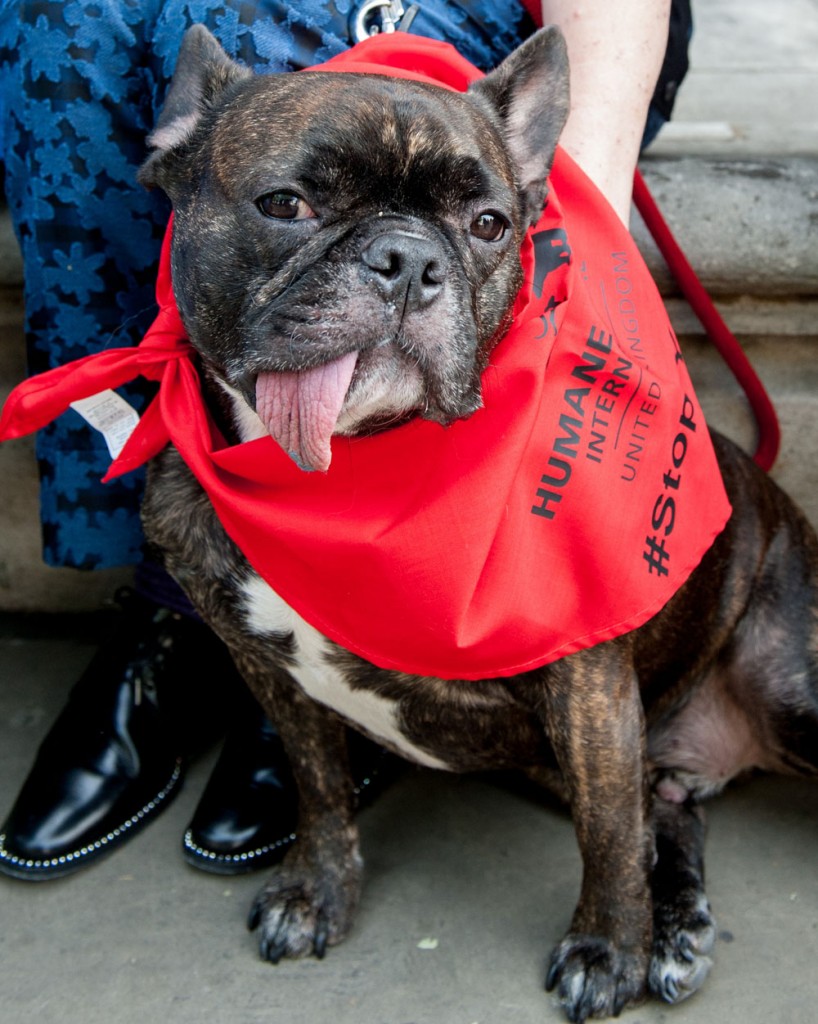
[0,0,198,880]
[0,0,291,880]
[643,0,693,151]
[0,0,430,881]
[0,0,165,568]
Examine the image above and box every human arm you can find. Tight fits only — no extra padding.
[539,0,671,224]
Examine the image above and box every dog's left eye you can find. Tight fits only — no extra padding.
[256,191,315,220]
[470,211,508,242]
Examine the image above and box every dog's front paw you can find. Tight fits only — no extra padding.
[649,891,715,1004]
[247,852,363,963]
[545,935,647,1022]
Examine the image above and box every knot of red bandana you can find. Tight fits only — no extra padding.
[0,35,731,680]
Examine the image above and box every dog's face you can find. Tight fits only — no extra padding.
[140,26,568,471]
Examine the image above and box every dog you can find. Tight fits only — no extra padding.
[134,24,818,1023]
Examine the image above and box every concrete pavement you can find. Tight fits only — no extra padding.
[1,617,817,1024]
[1,1,817,1021]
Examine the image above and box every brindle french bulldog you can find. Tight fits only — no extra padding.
[138,23,818,1023]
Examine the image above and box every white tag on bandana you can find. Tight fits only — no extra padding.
[70,390,140,459]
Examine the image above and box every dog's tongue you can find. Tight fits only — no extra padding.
[255,351,358,473]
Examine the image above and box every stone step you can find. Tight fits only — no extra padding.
[634,156,818,298]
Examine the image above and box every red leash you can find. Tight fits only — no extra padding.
[633,169,780,472]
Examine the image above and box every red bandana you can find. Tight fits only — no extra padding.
[0,35,731,680]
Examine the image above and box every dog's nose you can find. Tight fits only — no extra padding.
[361,232,445,312]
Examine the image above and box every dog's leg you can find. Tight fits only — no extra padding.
[142,458,364,960]
[648,797,715,1003]
[238,667,363,962]
[533,641,653,1022]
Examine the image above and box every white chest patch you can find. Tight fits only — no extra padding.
[239,573,448,770]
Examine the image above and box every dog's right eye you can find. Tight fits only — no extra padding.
[470,211,508,243]
[256,191,315,220]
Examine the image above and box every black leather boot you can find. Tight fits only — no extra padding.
[182,694,297,874]
[183,692,401,875]
[0,592,231,881]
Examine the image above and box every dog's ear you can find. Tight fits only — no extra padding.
[470,26,570,224]
[139,24,252,189]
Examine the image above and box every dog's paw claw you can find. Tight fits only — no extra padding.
[248,861,360,963]
[246,900,262,933]
[259,932,288,965]
[649,893,715,1004]
[546,934,647,1022]
[313,910,329,960]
